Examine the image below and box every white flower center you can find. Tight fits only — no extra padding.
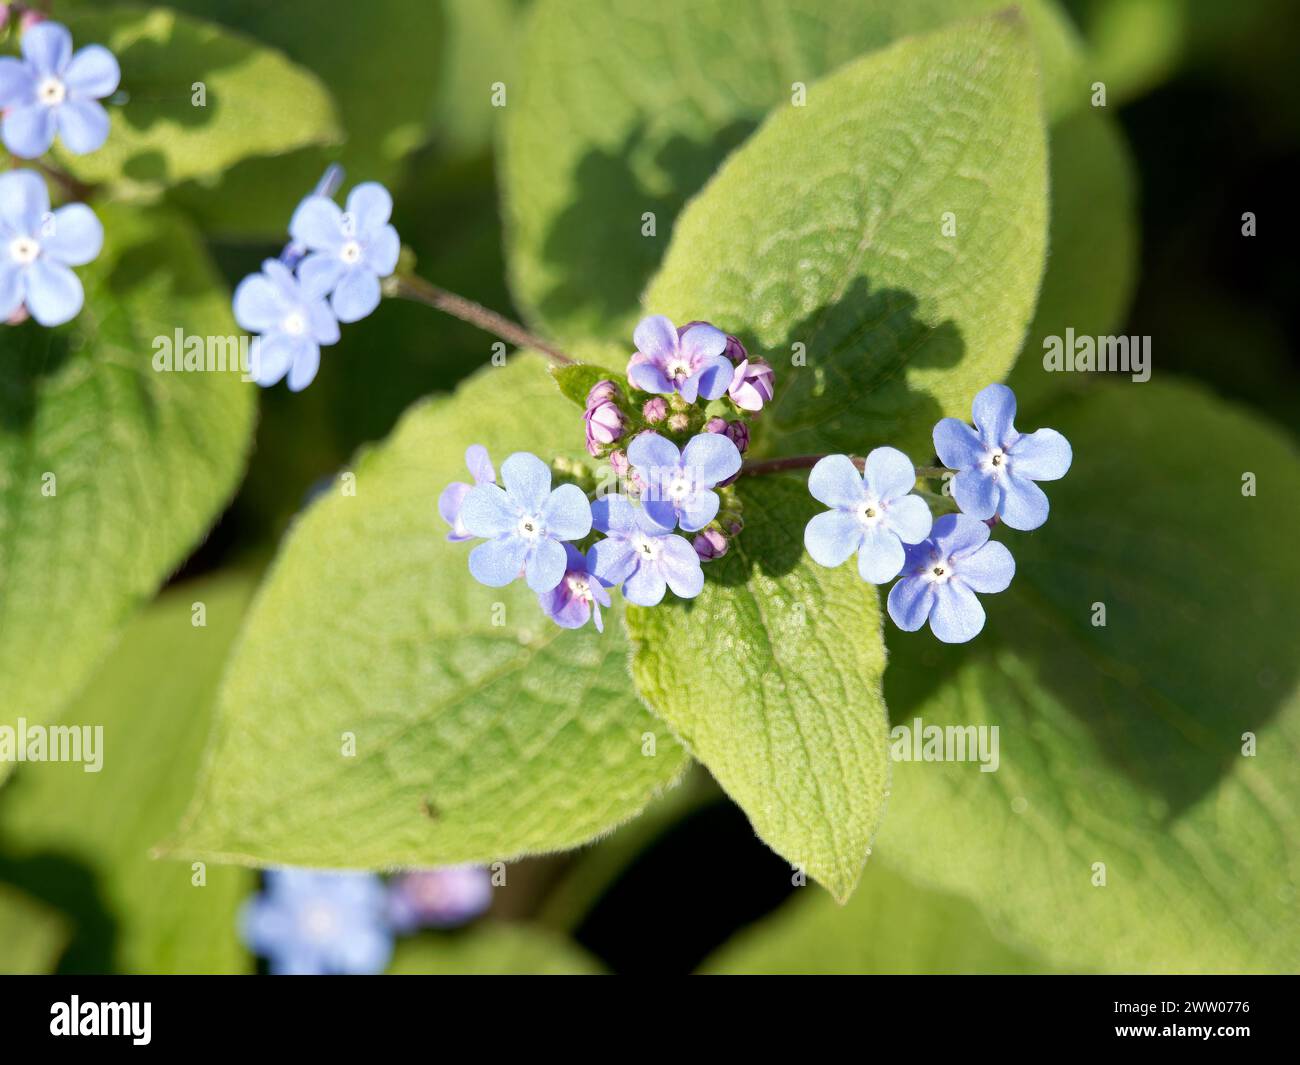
[666,358,691,381]
[633,534,661,562]
[37,77,67,106]
[667,474,693,501]
[922,554,954,585]
[340,240,363,265]
[982,448,1008,476]
[566,574,592,601]
[856,498,882,527]
[281,310,308,336]
[517,515,543,539]
[8,236,40,265]
[301,902,338,942]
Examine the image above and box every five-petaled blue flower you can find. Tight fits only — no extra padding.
[886,513,1015,644]
[233,259,340,392]
[933,383,1072,531]
[240,869,393,976]
[0,169,101,326]
[538,543,612,632]
[460,451,592,592]
[628,430,742,532]
[589,494,703,607]
[0,20,119,158]
[805,447,933,583]
[438,445,496,542]
[289,181,400,323]
[627,314,733,403]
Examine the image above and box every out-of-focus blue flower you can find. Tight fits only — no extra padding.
[241,869,393,976]
[886,513,1015,644]
[628,431,741,533]
[0,169,101,326]
[538,542,612,632]
[626,314,732,403]
[589,494,703,607]
[439,445,496,542]
[933,383,1073,531]
[386,866,493,932]
[805,448,932,584]
[0,21,119,157]
[289,181,400,323]
[459,452,592,593]
[233,259,340,391]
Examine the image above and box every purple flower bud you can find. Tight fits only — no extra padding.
[667,412,689,432]
[386,867,493,932]
[727,517,744,536]
[705,416,727,434]
[642,397,668,424]
[609,448,630,477]
[20,10,47,32]
[723,420,750,454]
[586,379,621,406]
[584,395,626,456]
[693,528,729,561]
[729,358,775,412]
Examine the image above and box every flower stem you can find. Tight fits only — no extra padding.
[385,274,573,366]
[741,455,954,479]
[30,159,94,203]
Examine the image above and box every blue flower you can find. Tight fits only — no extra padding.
[933,383,1073,531]
[538,542,612,632]
[626,314,733,403]
[0,169,101,326]
[289,181,400,323]
[459,452,592,593]
[438,445,496,542]
[0,21,119,158]
[589,494,703,607]
[240,869,393,976]
[628,430,742,532]
[386,866,493,933]
[886,513,1015,644]
[805,448,933,583]
[233,259,340,391]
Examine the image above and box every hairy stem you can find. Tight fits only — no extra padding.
[30,159,94,203]
[385,274,573,365]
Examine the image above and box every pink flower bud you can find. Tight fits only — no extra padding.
[693,528,729,561]
[609,448,630,477]
[642,397,668,424]
[728,357,775,412]
[704,416,727,434]
[19,8,46,31]
[584,396,626,455]
[586,379,620,406]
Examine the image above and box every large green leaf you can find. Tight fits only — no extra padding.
[389,924,603,975]
[170,356,688,867]
[699,859,1050,974]
[502,0,1077,346]
[0,204,256,786]
[0,575,255,973]
[643,12,1049,459]
[52,6,339,198]
[626,478,890,903]
[877,381,1300,973]
[0,884,69,974]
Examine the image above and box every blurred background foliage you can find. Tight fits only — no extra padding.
[0,0,1296,974]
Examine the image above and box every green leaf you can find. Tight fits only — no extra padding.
[0,884,70,974]
[0,574,255,974]
[431,0,527,160]
[170,356,689,868]
[876,381,1300,973]
[644,12,1049,460]
[625,478,890,902]
[549,362,630,410]
[503,0,1078,345]
[0,204,256,787]
[53,6,340,198]
[388,924,603,975]
[699,859,1051,974]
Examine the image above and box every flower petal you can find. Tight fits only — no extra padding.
[286,341,321,392]
[623,560,668,606]
[632,314,678,365]
[676,488,719,532]
[468,534,529,587]
[43,203,101,266]
[807,454,865,509]
[63,44,120,98]
[626,357,673,394]
[290,195,344,251]
[460,481,520,539]
[952,469,999,521]
[21,21,73,76]
[465,444,494,485]
[1008,427,1072,481]
[627,430,680,473]
[998,472,1050,531]
[883,493,932,544]
[365,224,400,277]
[641,498,678,531]
[887,576,933,632]
[0,261,26,319]
[1,104,56,158]
[307,299,340,345]
[297,251,347,297]
[933,417,986,470]
[438,481,472,540]
[692,353,734,402]
[681,431,741,487]
[54,98,111,155]
[330,266,381,323]
[930,512,990,558]
[524,536,567,593]
[929,580,986,643]
[500,452,552,514]
[345,182,393,235]
[958,540,1015,594]
[971,382,1017,448]
[23,258,82,325]
[863,445,917,501]
[678,322,727,363]
[0,168,48,235]
[540,483,592,540]
[589,535,637,584]
[590,494,636,535]
[857,526,906,584]
[249,333,294,387]
[0,58,35,109]
[541,584,591,629]
[804,509,862,568]
[659,535,704,599]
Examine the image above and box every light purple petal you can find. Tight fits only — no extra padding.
[971,383,1017,449]
[659,535,704,599]
[632,314,678,366]
[681,432,741,487]
[0,58,35,108]
[677,367,701,404]
[345,182,393,235]
[804,510,862,568]
[540,483,592,540]
[249,333,294,387]
[676,489,719,532]
[0,261,26,319]
[307,298,339,345]
[958,540,1015,594]
[63,44,120,99]
[233,274,287,333]
[626,357,673,394]
[43,203,101,265]
[589,535,637,584]
[887,577,933,632]
[438,481,472,540]
[634,504,677,537]
[469,534,529,587]
[524,536,567,593]
[952,469,999,521]
[1008,427,1072,481]
[262,258,300,301]
[286,342,321,392]
[930,513,990,558]
[883,493,932,544]
[365,224,400,276]
[21,21,72,76]
[590,494,636,536]
[500,452,552,514]
[933,417,986,470]
[678,322,727,363]
[0,168,48,235]
[297,251,347,297]
[998,472,1050,531]
[623,563,668,607]
[459,482,518,539]
[691,353,734,401]
[331,266,381,323]
[54,98,109,154]
[929,581,986,643]
[857,526,906,584]
[541,584,592,629]
[289,195,344,251]
[466,445,494,484]
[2,104,56,158]
[640,498,677,531]
[807,454,865,509]
[627,431,680,473]
[24,258,82,325]
[863,446,917,501]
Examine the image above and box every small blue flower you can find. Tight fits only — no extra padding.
[438,445,496,542]
[0,21,119,158]
[933,383,1073,531]
[240,869,393,976]
[627,314,733,403]
[460,452,592,593]
[886,513,1015,644]
[289,181,400,323]
[589,494,703,607]
[386,866,493,933]
[233,259,340,391]
[805,448,933,583]
[628,430,742,532]
[0,169,101,326]
[538,542,612,632]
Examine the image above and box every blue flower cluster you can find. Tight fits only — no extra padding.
[0,20,114,327]
[240,865,491,976]
[233,166,400,391]
[805,383,1072,643]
